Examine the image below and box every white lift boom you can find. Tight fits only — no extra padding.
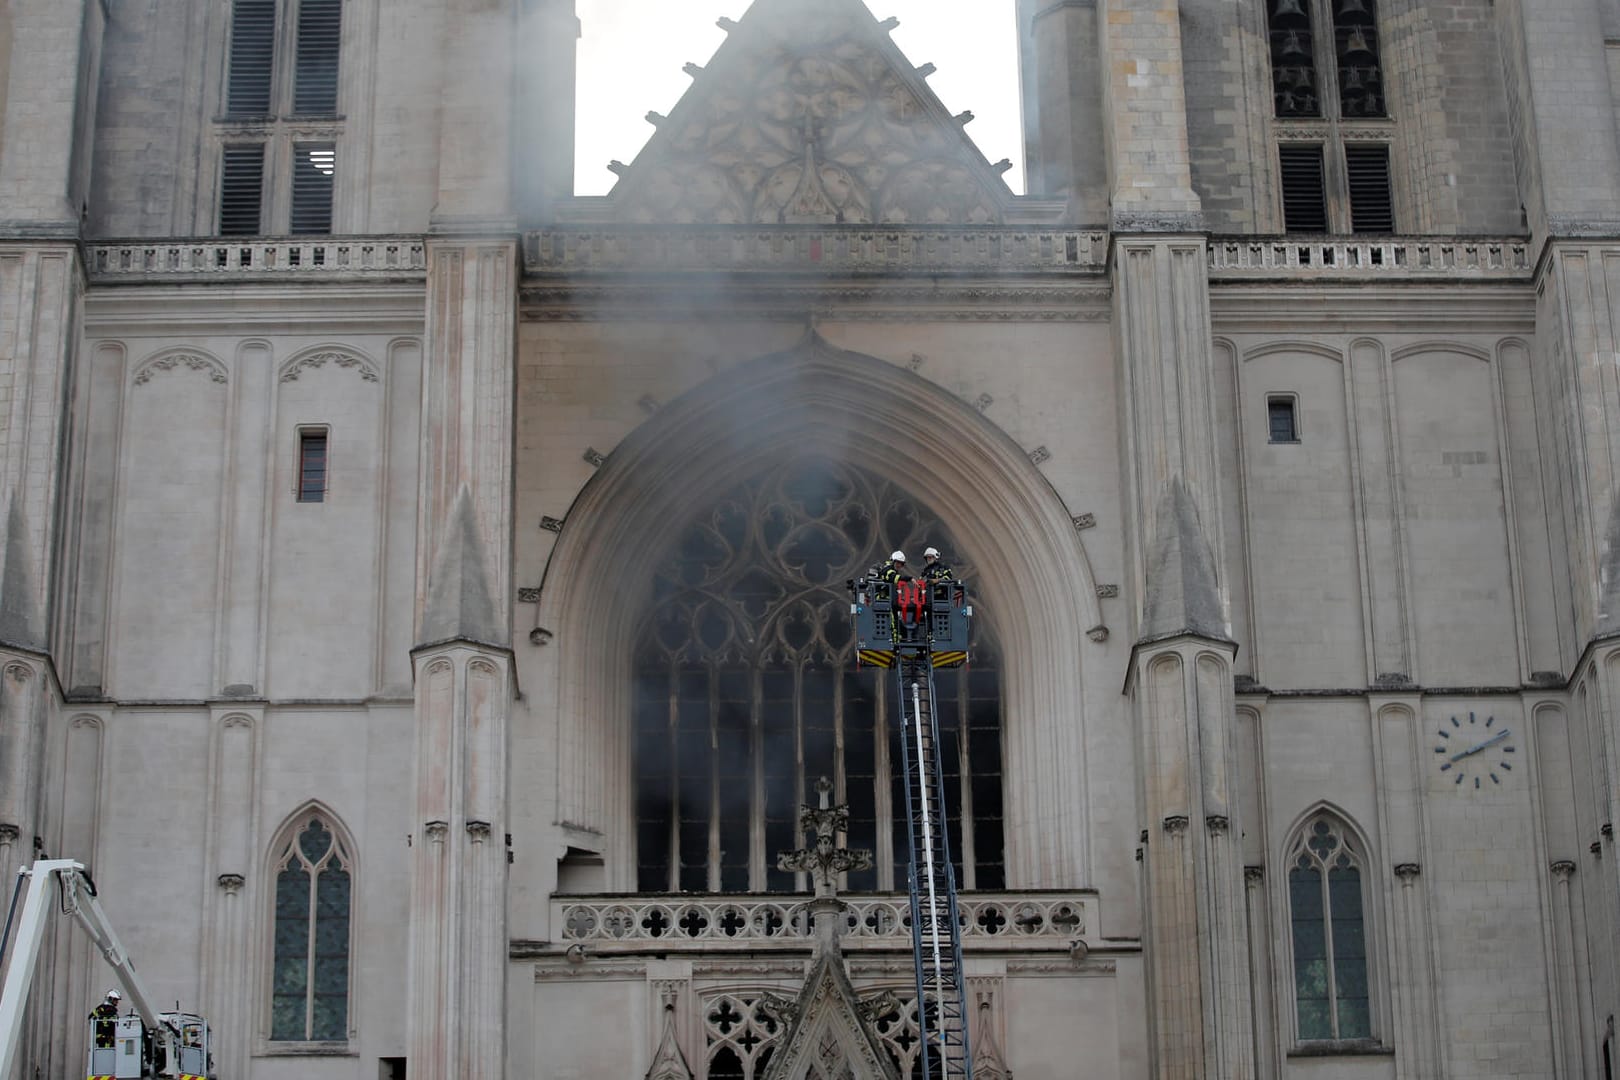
[0,859,212,1079]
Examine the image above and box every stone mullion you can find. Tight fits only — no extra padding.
[1548,860,1593,1078]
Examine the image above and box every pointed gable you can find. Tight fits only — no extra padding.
[608,0,1014,226]
[761,952,900,1080]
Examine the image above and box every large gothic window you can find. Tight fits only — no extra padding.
[1287,814,1372,1043]
[270,814,353,1042]
[633,457,1005,894]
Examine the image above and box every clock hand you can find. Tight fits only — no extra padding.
[1449,729,1510,764]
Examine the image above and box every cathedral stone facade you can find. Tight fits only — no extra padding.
[0,0,1618,1077]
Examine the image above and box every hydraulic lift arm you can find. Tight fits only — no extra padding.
[0,859,178,1079]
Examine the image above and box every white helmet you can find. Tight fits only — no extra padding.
[924,547,940,559]
[889,550,907,562]
[106,989,122,1001]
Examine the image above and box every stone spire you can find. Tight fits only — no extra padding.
[417,485,504,649]
[1140,477,1227,643]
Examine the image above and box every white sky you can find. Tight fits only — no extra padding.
[573,0,1026,196]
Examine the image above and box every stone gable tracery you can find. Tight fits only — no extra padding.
[608,0,1011,226]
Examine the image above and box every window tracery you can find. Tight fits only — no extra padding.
[699,990,925,1079]
[269,814,352,1042]
[1286,814,1372,1043]
[633,457,1004,894]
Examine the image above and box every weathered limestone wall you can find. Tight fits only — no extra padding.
[69,291,423,700]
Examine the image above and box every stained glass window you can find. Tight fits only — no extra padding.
[1288,816,1371,1042]
[271,816,352,1041]
[633,457,1005,894]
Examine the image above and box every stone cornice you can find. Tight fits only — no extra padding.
[524,226,1109,277]
[1211,283,1536,331]
[520,281,1112,322]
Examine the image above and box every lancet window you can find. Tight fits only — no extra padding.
[1287,814,1373,1043]
[632,457,1005,895]
[269,814,352,1042]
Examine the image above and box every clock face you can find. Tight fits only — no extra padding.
[1434,712,1516,789]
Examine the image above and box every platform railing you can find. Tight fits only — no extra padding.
[87,237,427,281]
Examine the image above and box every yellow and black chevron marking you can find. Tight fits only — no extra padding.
[931,651,968,669]
[858,649,896,669]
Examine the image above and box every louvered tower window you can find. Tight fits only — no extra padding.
[291,144,337,234]
[1268,0,1320,118]
[1268,0,1394,233]
[219,145,267,235]
[1279,145,1328,233]
[216,0,343,235]
[293,0,342,115]
[226,0,276,116]
[1344,144,1392,232]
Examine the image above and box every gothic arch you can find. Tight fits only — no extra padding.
[258,801,358,1045]
[535,334,1103,888]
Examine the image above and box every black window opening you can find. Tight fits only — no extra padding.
[1333,0,1384,117]
[226,0,276,116]
[632,457,1005,895]
[1268,397,1299,443]
[298,429,328,502]
[294,0,343,115]
[1345,144,1394,234]
[219,145,267,236]
[1279,144,1328,233]
[291,144,337,234]
[1268,0,1320,117]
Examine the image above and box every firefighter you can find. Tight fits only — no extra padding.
[90,988,121,1048]
[880,550,908,584]
[921,546,954,582]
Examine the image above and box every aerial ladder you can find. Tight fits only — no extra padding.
[850,571,974,1079]
[0,859,214,1080]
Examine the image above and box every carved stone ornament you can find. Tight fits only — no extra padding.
[1162,815,1190,835]
[1095,584,1120,599]
[517,587,541,604]
[777,778,874,899]
[1205,815,1230,835]
[1244,865,1264,885]
[217,873,246,894]
[280,349,379,383]
[1603,823,1614,841]
[1087,625,1110,643]
[607,0,1010,228]
[1550,860,1576,882]
[424,820,449,843]
[1028,445,1051,466]
[540,516,565,534]
[583,447,606,468]
[644,982,696,1080]
[971,988,1013,1080]
[1393,862,1421,882]
[1072,513,1097,531]
[133,352,228,386]
[0,824,19,844]
[466,820,493,841]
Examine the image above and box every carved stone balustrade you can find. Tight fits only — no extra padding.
[87,237,427,283]
[523,227,1109,277]
[1207,235,1533,281]
[526,891,1099,957]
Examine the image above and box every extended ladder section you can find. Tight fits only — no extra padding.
[895,654,972,1080]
